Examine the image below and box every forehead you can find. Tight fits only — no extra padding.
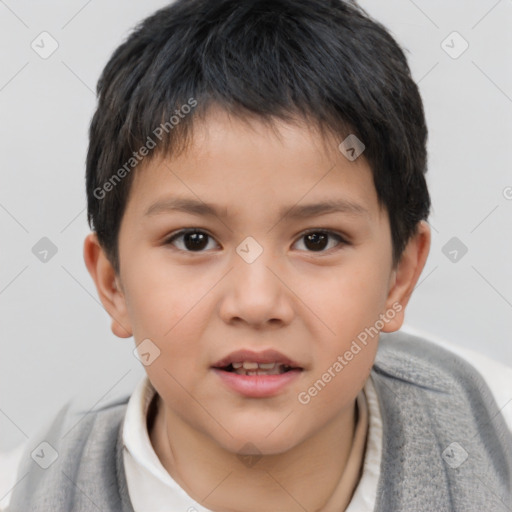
[125,109,384,224]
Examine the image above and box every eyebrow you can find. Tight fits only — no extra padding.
[144,197,369,219]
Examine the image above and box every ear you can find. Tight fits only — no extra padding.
[83,232,133,338]
[381,220,431,332]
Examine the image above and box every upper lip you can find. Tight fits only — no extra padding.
[212,349,303,369]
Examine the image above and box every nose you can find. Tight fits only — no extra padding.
[218,244,295,329]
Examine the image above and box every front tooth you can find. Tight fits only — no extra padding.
[242,361,259,370]
[232,362,243,369]
[258,362,276,369]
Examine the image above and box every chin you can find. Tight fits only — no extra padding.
[213,425,303,456]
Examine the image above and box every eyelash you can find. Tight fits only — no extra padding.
[164,228,349,254]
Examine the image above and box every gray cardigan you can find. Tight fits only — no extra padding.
[7,331,512,511]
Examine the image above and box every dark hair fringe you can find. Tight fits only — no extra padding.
[86,0,430,273]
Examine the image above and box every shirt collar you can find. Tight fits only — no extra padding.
[122,373,381,512]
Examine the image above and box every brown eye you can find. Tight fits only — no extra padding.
[293,230,346,253]
[166,230,218,252]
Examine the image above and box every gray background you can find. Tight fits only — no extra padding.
[1,0,511,455]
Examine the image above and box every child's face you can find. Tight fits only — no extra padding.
[87,107,429,455]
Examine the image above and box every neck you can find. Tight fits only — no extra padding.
[149,395,360,512]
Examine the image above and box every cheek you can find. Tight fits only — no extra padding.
[297,254,389,409]
[122,253,205,340]
[301,354,375,425]
[303,258,390,345]
[122,254,212,374]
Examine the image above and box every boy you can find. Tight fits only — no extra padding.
[5,0,512,510]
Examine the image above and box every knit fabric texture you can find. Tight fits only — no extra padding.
[7,331,512,511]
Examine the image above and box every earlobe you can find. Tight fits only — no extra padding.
[83,233,133,339]
[381,221,431,333]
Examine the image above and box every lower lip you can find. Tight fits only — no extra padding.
[211,368,302,398]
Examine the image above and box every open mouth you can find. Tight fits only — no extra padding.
[215,362,302,376]
[211,357,304,397]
